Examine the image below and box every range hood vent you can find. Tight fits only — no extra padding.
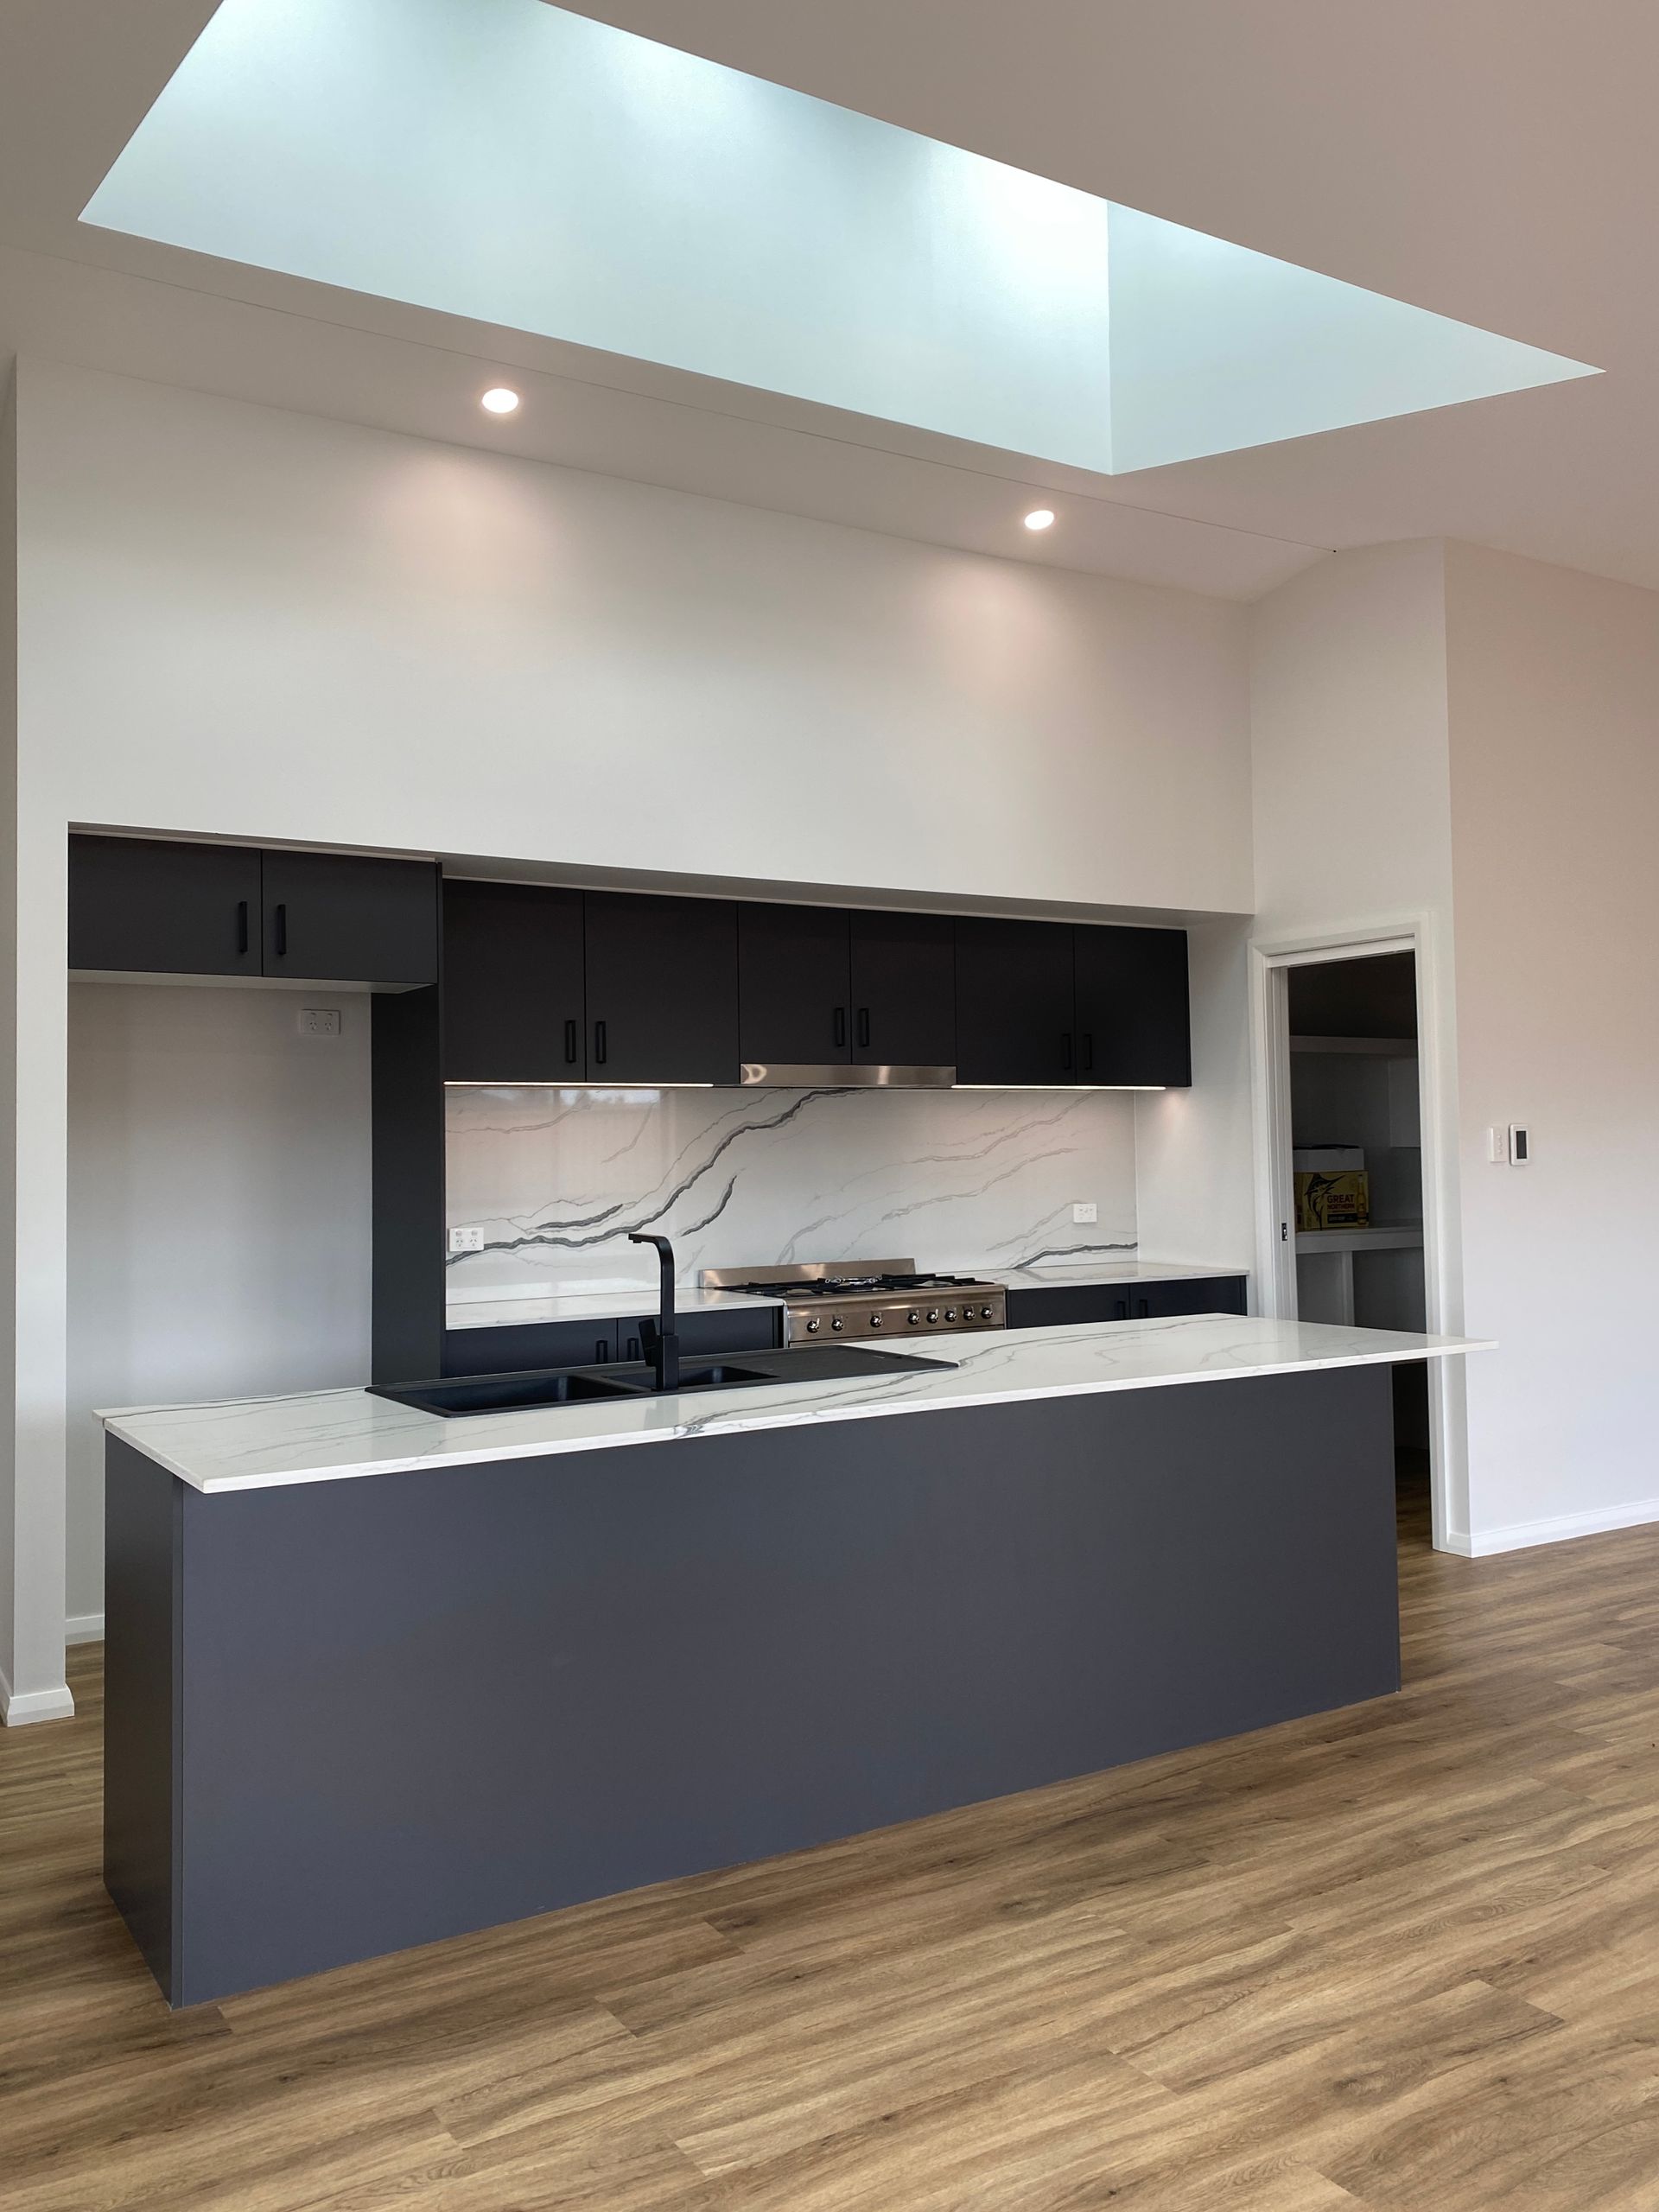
[740,1063,956,1090]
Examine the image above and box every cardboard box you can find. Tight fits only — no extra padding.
[1293,1147,1370,1231]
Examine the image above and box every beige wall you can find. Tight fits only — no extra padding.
[1446,541,1659,1548]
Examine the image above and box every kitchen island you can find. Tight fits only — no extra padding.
[102,1314,1486,2005]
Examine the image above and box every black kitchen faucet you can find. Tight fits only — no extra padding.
[628,1231,681,1392]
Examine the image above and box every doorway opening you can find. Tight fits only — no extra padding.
[1252,925,1456,1554]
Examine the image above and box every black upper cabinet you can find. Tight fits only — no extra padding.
[443,880,585,1082]
[738,904,852,1067]
[849,911,957,1069]
[954,918,1077,1084]
[584,892,739,1085]
[1073,925,1192,1087]
[263,851,439,987]
[69,836,262,977]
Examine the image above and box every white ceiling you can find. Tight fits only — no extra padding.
[1,1,1653,602]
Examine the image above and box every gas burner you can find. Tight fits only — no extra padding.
[702,1259,1008,1339]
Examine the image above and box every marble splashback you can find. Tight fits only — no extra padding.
[444,1084,1139,1306]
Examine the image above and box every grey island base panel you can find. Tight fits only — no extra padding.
[104,1363,1400,2006]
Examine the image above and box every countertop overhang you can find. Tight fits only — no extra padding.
[100,1314,1491,1496]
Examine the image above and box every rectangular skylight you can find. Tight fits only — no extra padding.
[83,0,1597,474]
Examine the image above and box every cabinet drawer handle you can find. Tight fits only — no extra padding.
[833,1006,847,1048]
[272,902,288,958]
[594,1020,607,1066]
[856,1007,870,1050]
[236,900,249,957]
[1137,1298,1149,1318]
[1061,1031,1073,1071]
[564,1018,578,1065]
[1081,1033,1094,1073]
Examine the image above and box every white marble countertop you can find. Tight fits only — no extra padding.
[445,1284,785,1332]
[996,1258,1247,1289]
[101,1314,1490,1496]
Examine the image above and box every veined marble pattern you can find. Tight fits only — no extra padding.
[443,1084,1140,1303]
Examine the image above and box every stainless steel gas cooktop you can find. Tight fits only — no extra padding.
[701,1258,1007,1339]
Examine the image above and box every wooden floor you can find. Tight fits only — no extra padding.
[6,1467,1659,2210]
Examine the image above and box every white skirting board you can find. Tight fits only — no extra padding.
[0,1665,76,1726]
[66,1612,105,1645]
[1445,1495,1659,1557]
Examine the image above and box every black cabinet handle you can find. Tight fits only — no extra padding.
[564,1018,578,1065]
[594,1020,607,1066]
[235,900,249,957]
[1061,1031,1073,1071]
[1081,1033,1094,1073]
[1136,1298,1149,1319]
[833,1006,847,1048]
[856,1007,871,1050]
[1114,1299,1129,1321]
[272,902,287,958]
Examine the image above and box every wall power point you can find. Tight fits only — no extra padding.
[448,1226,486,1255]
[299,1007,342,1039]
[1072,1202,1098,1224]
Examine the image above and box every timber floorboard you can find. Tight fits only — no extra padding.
[5,1478,1659,2209]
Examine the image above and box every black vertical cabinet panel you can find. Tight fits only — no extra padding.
[263,852,439,986]
[737,904,851,1066]
[443,880,586,1082]
[1074,924,1192,1087]
[849,911,956,1067]
[1134,1277,1247,1319]
[69,836,262,977]
[953,917,1077,1084]
[584,892,739,1085]
[372,986,446,1384]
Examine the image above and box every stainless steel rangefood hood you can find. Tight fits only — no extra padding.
[739,1063,957,1089]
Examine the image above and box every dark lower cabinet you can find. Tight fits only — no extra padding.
[583,892,739,1085]
[1005,1275,1248,1329]
[69,836,262,977]
[443,880,586,1083]
[263,850,438,987]
[849,910,956,1068]
[1074,924,1192,1087]
[442,1303,784,1379]
[738,903,852,1068]
[954,917,1076,1085]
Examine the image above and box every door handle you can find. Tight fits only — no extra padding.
[833,1006,847,1048]
[856,1007,871,1050]
[235,900,249,958]
[593,1020,607,1066]
[272,902,287,958]
[564,1018,578,1065]
[1081,1033,1094,1073]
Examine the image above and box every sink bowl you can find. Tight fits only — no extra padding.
[367,1367,652,1416]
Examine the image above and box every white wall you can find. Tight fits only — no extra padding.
[1446,542,1659,1550]
[1248,541,1468,1538]
[0,371,27,1716]
[65,984,372,1629]
[2,357,1256,1712]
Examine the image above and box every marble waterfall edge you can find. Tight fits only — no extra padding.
[443,1084,1140,1308]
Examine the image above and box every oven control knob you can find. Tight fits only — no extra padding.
[907,1309,921,1325]
[869,1313,882,1328]
[830,1315,844,1332]
[805,1317,821,1333]
[944,1306,957,1324]
[981,1305,994,1319]
[926,1307,939,1323]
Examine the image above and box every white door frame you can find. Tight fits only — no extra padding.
[1248,913,1463,1551]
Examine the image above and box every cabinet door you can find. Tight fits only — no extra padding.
[737,904,851,1068]
[953,918,1077,1085]
[1072,925,1192,1087]
[263,851,439,986]
[584,892,739,1085]
[443,880,586,1082]
[69,834,261,977]
[1131,1277,1248,1320]
[849,911,956,1068]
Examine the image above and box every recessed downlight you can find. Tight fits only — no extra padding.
[480,386,521,415]
[1023,508,1056,531]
